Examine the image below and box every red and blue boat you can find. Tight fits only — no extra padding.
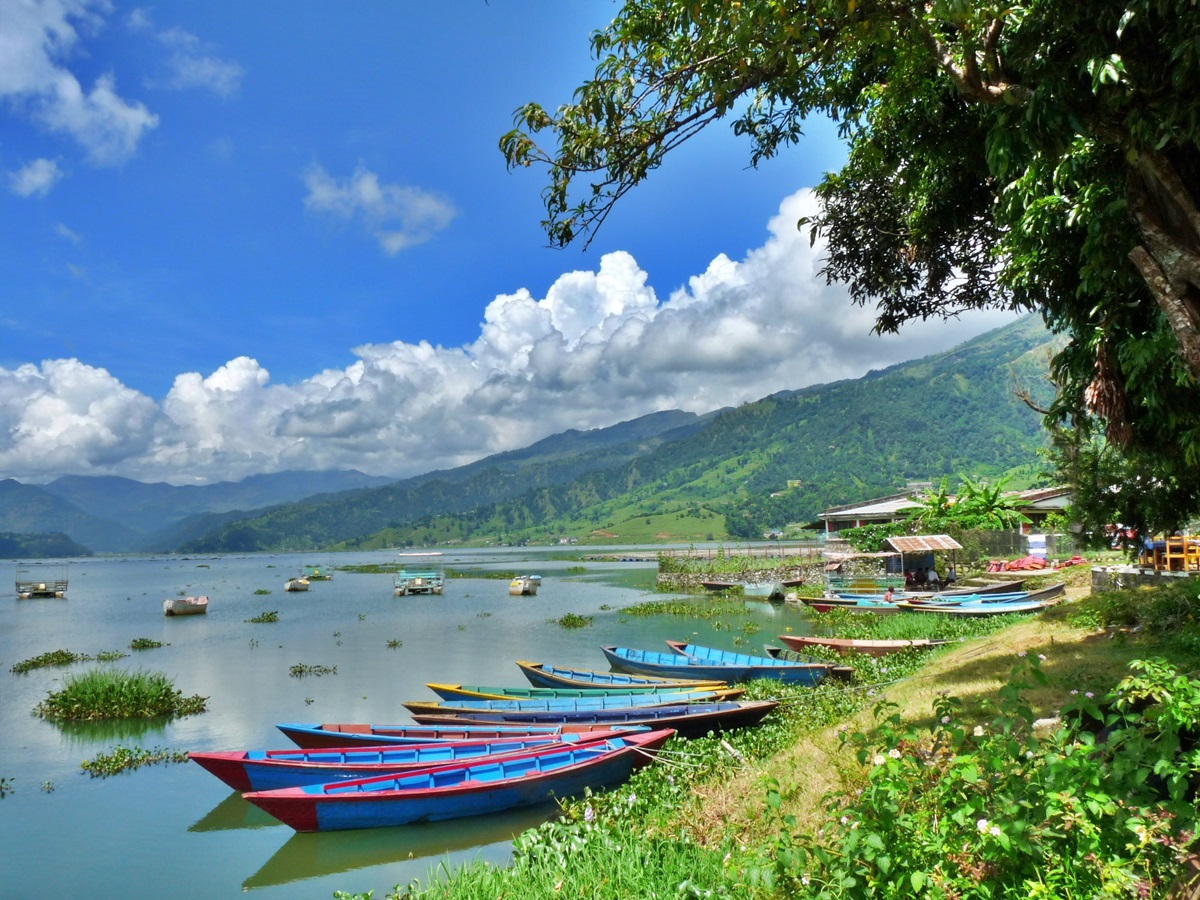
[242,729,675,832]
[276,721,629,750]
[189,731,631,792]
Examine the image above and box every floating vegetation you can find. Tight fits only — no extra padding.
[565,566,587,575]
[80,745,190,778]
[289,663,336,677]
[624,597,745,619]
[387,639,402,649]
[34,668,208,721]
[478,611,492,618]
[129,638,165,651]
[0,777,12,798]
[253,588,271,595]
[41,781,54,793]
[551,613,593,629]
[11,649,90,674]
[246,610,279,623]
[95,650,128,662]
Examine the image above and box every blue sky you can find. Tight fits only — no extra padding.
[1,0,1021,486]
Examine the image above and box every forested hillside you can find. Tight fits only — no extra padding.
[182,315,1059,551]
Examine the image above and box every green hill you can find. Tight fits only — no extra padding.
[179,315,1059,552]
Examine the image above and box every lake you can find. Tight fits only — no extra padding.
[0,547,812,899]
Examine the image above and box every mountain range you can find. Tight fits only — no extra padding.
[1,315,1060,556]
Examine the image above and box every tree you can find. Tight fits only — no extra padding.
[501,0,1200,522]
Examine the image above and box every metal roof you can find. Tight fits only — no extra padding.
[885,535,963,553]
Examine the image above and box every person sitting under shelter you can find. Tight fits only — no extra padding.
[927,567,940,588]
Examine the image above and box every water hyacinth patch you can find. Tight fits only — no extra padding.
[34,668,208,721]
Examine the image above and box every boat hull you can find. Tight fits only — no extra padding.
[402,690,733,717]
[243,730,674,832]
[426,682,741,702]
[276,722,631,750]
[409,700,777,739]
[163,596,208,616]
[601,645,753,682]
[515,660,727,691]
[663,640,830,686]
[776,633,949,658]
[190,732,626,791]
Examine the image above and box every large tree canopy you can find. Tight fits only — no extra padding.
[502,0,1200,528]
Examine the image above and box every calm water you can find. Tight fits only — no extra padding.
[0,547,812,899]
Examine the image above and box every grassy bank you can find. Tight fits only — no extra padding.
[338,570,1200,899]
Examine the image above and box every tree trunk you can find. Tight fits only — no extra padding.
[1126,152,1200,379]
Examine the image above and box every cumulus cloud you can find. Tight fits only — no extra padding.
[303,163,458,255]
[0,0,158,164]
[0,189,1023,485]
[8,157,63,196]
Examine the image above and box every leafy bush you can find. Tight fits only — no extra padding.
[756,655,1200,898]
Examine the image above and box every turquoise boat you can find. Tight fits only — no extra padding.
[664,640,831,686]
[426,682,741,701]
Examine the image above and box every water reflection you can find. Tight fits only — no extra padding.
[54,715,171,744]
[242,804,553,889]
[189,791,283,832]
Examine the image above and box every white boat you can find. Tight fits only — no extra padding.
[164,595,209,616]
[394,552,445,596]
[508,575,542,596]
[741,581,784,600]
[284,576,310,592]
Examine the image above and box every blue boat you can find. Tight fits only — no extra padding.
[402,691,726,717]
[243,729,675,832]
[189,731,629,791]
[664,641,830,686]
[601,645,755,682]
[408,699,779,739]
[276,722,631,750]
[897,582,1066,615]
[515,660,729,691]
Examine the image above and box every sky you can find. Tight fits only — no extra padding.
[1,0,1023,487]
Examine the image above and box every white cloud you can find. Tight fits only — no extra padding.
[303,163,458,255]
[0,188,1023,485]
[7,157,62,196]
[155,26,243,97]
[0,0,158,164]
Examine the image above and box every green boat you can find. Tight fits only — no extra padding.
[426,682,742,702]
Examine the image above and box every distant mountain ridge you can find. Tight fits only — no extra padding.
[2,470,394,554]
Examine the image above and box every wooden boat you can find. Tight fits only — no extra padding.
[802,597,903,615]
[663,640,831,686]
[833,579,1027,602]
[408,700,779,739]
[394,552,445,596]
[515,660,729,691]
[284,576,309,592]
[761,644,854,681]
[427,682,742,701]
[163,595,208,616]
[699,580,739,592]
[189,731,630,791]
[402,690,735,717]
[508,575,541,595]
[243,729,675,832]
[775,633,950,658]
[276,721,635,750]
[742,581,785,600]
[896,582,1066,616]
[602,645,756,682]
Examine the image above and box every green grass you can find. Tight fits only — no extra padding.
[34,668,208,721]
